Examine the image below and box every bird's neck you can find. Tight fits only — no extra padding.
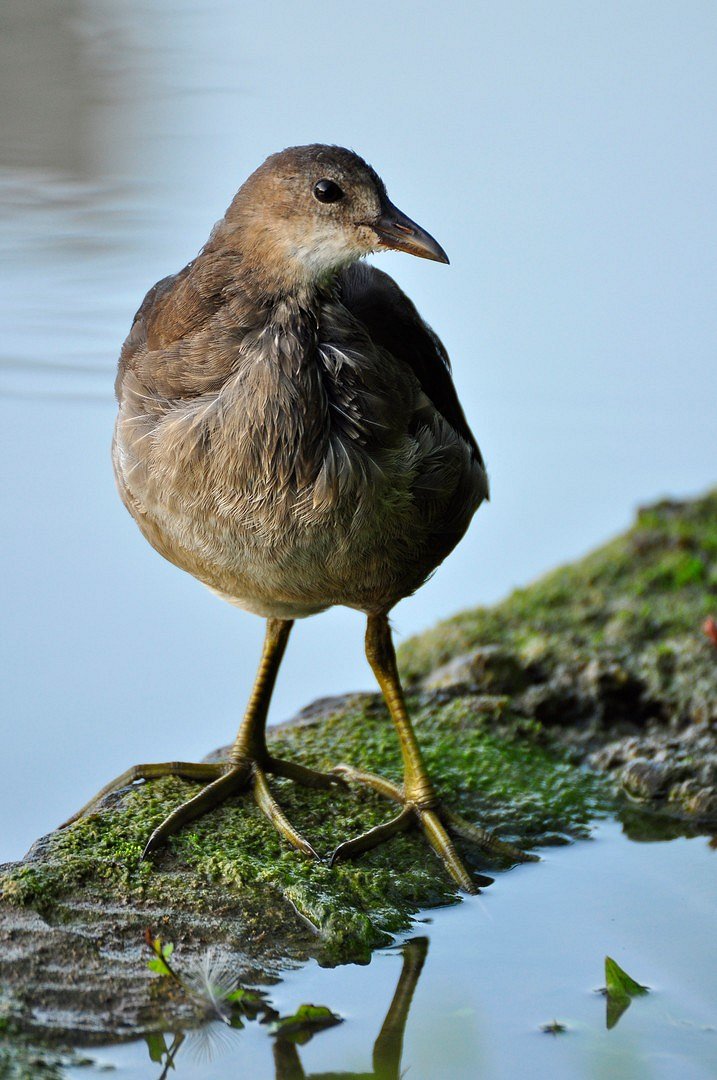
[207,195,359,301]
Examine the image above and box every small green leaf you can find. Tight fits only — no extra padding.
[144,1032,167,1063]
[606,993,631,1030]
[604,956,649,1030]
[147,957,171,976]
[270,1003,342,1044]
[144,932,177,980]
[605,957,649,998]
[224,986,273,1021]
[226,988,258,1004]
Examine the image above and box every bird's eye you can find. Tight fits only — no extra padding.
[313,178,344,204]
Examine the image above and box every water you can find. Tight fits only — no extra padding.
[63,823,717,1080]
[1,5,716,1077]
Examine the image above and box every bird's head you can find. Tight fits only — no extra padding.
[219,144,448,293]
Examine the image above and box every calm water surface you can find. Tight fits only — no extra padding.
[1,5,716,1078]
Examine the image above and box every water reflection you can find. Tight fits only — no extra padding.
[0,1,96,176]
[145,938,428,1080]
[273,939,428,1080]
[0,1,148,404]
[619,804,717,846]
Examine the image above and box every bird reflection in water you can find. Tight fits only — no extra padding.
[148,937,428,1080]
[274,937,428,1080]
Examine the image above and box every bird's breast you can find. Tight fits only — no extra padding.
[114,305,483,616]
[116,319,410,538]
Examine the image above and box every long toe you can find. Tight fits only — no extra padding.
[60,761,226,828]
[268,756,347,791]
[142,766,246,859]
[252,765,321,860]
[331,764,404,803]
[419,809,492,893]
[329,806,415,866]
[442,807,539,864]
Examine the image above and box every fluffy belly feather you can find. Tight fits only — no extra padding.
[113,387,485,619]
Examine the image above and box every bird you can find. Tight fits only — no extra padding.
[64,144,531,892]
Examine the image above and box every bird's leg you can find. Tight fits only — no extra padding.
[332,612,476,891]
[61,618,341,861]
[224,620,343,788]
[331,613,536,892]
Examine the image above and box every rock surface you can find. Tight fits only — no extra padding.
[2,489,715,1048]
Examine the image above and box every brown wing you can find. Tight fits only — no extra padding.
[338,262,485,468]
[116,249,245,402]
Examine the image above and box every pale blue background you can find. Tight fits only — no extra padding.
[1,0,715,861]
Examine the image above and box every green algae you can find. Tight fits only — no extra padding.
[0,692,610,965]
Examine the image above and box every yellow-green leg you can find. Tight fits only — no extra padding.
[61,618,342,860]
[330,613,537,892]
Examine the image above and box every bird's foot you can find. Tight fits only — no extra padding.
[330,764,538,894]
[60,755,344,862]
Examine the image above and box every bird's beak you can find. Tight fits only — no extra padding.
[370,201,450,264]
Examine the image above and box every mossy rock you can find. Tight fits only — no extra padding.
[0,691,607,1040]
[399,490,717,700]
[1,693,608,950]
